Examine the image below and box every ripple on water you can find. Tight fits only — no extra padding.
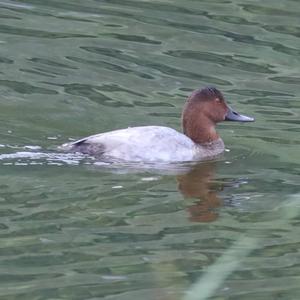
[0,80,58,94]
[0,150,87,166]
[65,56,155,80]
[164,50,277,74]
[0,0,300,299]
[270,76,300,85]
[240,3,300,17]
[101,33,162,45]
[80,46,232,85]
[0,24,97,38]
[0,57,13,64]
[62,83,135,107]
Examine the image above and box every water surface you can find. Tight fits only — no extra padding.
[0,0,300,299]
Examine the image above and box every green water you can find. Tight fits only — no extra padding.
[0,0,300,299]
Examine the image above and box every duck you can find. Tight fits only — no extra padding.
[61,86,254,162]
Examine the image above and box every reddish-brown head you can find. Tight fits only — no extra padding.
[182,87,254,144]
[189,87,228,122]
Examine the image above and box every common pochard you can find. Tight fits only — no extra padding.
[61,87,254,162]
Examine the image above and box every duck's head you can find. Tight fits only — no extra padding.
[182,86,254,144]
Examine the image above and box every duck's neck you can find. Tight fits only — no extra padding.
[182,118,219,145]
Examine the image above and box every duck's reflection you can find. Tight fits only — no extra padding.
[177,162,222,222]
[87,158,228,223]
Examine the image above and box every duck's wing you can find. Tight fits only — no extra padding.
[59,133,106,156]
[59,127,146,157]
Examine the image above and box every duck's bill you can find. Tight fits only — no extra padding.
[225,107,254,122]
